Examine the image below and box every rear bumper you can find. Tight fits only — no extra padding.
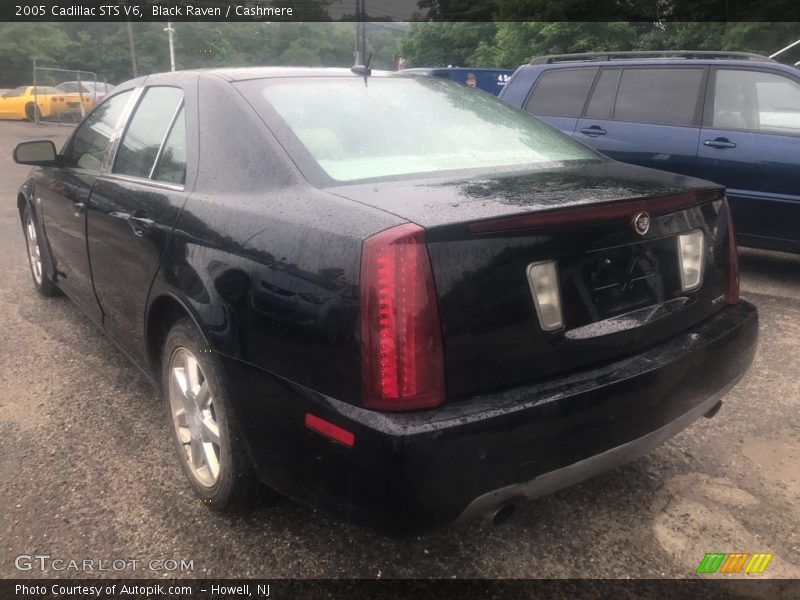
[457,388,725,523]
[222,301,758,535]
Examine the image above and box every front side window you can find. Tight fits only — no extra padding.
[524,68,598,118]
[114,86,184,179]
[237,77,599,182]
[613,68,704,127]
[712,69,800,134]
[62,90,132,171]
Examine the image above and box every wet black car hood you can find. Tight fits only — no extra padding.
[326,160,723,229]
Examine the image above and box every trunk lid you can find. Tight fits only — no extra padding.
[333,162,734,399]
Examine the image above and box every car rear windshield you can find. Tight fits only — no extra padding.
[236,76,599,182]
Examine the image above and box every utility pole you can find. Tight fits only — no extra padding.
[126,21,138,77]
[165,21,176,72]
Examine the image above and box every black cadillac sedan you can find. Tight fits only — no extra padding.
[14,68,757,534]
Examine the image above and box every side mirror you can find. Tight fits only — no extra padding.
[13,140,58,167]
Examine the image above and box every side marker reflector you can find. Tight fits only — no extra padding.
[304,413,355,447]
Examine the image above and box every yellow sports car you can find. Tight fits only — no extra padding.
[0,86,93,121]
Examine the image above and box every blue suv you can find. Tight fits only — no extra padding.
[402,67,515,95]
[501,51,800,254]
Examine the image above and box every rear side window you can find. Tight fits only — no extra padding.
[613,68,704,127]
[585,68,621,120]
[712,69,800,134]
[63,90,132,170]
[113,87,183,179]
[524,68,597,117]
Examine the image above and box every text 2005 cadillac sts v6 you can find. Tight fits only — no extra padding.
[14,68,757,534]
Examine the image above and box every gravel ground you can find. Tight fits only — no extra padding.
[1,119,798,582]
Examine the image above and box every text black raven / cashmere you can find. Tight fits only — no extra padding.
[14,68,757,534]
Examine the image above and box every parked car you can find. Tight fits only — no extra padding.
[14,68,757,534]
[401,67,514,95]
[57,80,115,104]
[501,51,800,254]
[0,85,90,121]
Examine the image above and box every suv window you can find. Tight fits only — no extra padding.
[151,107,186,184]
[713,69,800,134]
[525,68,597,118]
[62,91,132,171]
[113,87,183,179]
[585,68,621,119]
[613,68,703,127]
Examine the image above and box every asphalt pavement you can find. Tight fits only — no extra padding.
[1,120,798,582]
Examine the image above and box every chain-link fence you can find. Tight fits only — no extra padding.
[29,66,113,125]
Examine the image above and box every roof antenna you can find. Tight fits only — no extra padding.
[351,53,372,85]
[350,0,370,84]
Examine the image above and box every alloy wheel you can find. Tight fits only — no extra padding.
[26,214,43,285]
[168,347,221,488]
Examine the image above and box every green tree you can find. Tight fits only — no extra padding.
[398,22,497,67]
[401,21,800,70]
[0,23,75,86]
[0,21,405,86]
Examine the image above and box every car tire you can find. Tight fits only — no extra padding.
[162,318,258,511]
[24,103,41,121]
[23,204,59,297]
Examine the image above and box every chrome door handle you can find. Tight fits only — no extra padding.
[128,215,155,227]
[109,211,155,236]
[127,215,155,237]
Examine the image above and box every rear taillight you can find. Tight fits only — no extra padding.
[360,223,445,411]
[724,198,739,304]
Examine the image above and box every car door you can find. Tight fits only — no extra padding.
[574,66,706,178]
[697,67,800,250]
[522,67,598,136]
[87,85,192,363]
[37,90,134,322]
